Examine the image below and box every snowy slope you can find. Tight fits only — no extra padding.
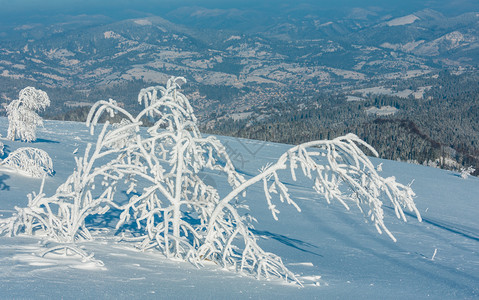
[386,14,420,26]
[0,117,478,299]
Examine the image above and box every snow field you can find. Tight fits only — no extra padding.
[0,117,478,299]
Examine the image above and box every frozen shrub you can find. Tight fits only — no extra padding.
[7,87,50,142]
[460,166,475,179]
[1,147,53,177]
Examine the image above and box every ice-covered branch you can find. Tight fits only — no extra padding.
[207,134,420,245]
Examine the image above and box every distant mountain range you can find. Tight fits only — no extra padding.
[0,7,478,117]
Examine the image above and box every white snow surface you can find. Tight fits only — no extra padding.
[386,14,419,26]
[0,117,478,299]
[133,19,152,26]
[366,106,399,116]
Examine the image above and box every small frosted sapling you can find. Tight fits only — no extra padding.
[7,87,50,142]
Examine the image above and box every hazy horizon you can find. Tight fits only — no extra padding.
[1,0,478,27]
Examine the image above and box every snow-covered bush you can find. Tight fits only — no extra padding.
[7,87,50,142]
[0,140,4,157]
[0,147,53,177]
[460,166,475,179]
[0,127,136,244]
[0,77,422,285]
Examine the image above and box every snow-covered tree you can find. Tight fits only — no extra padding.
[0,147,53,177]
[460,166,475,179]
[7,87,50,142]
[0,77,422,285]
[85,79,247,261]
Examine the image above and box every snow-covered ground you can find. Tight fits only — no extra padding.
[366,106,399,116]
[0,117,478,299]
[386,14,420,27]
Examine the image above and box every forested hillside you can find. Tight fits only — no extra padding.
[205,72,479,175]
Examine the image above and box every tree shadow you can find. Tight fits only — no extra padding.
[251,229,323,257]
[384,205,479,242]
[34,138,60,144]
[85,208,123,230]
[1,144,10,159]
[0,174,10,191]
